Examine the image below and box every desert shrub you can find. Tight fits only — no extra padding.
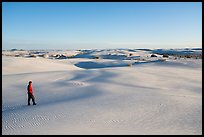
[163,54,169,58]
[151,54,157,57]
[30,54,37,58]
[128,63,132,67]
[185,55,191,58]
[68,55,75,58]
[58,55,67,59]
[15,54,20,57]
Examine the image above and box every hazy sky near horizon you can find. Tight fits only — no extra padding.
[2,2,202,50]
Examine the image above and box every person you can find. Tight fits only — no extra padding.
[27,81,37,105]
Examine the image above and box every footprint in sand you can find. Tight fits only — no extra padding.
[105,119,125,126]
[65,81,89,87]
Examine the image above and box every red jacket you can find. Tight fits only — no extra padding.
[27,84,33,94]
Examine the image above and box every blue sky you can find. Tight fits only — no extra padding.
[2,2,202,50]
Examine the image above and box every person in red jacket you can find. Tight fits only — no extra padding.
[27,81,36,105]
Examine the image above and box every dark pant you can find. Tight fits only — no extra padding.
[28,93,36,105]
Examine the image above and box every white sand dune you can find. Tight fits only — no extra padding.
[2,49,202,135]
[2,56,81,75]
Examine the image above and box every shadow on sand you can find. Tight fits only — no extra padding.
[74,60,163,69]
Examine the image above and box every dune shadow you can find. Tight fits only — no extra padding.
[74,61,127,69]
[74,60,164,69]
[54,69,119,84]
[37,86,103,108]
[2,87,103,114]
